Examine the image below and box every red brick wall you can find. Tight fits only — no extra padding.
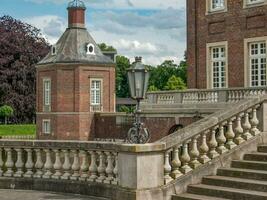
[187,0,267,89]
[68,8,85,27]
[94,115,200,142]
[36,64,115,140]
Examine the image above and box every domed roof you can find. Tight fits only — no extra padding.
[67,0,86,9]
[38,28,114,65]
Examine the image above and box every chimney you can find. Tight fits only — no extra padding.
[135,56,142,63]
[67,0,86,28]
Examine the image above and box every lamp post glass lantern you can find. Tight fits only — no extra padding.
[127,56,150,144]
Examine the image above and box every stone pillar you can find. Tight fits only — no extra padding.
[118,143,164,190]
[259,100,267,133]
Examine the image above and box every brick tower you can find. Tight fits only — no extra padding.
[36,0,115,140]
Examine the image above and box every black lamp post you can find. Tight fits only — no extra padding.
[127,56,150,144]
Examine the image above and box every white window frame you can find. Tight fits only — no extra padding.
[90,78,103,112]
[51,45,57,56]
[206,0,227,14]
[42,119,51,134]
[244,0,266,8]
[86,43,95,55]
[43,78,51,107]
[206,41,228,89]
[244,37,267,87]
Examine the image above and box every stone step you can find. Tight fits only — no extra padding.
[172,193,230,200]
[257,145,267,153]
[231,160,267,171]
[243,152,267,162]
[202,176,267,192]
[217,167,267,181]
[187,184,267,199]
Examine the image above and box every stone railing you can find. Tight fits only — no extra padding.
[0,139,165,200]
[0,141,119,184]
[146,87,267,105]
[0,135,36,140]
[158,96,266,185]
[0,96,267,200]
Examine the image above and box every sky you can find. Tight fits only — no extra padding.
[0,0,187,66]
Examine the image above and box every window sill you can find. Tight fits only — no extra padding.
[206,8,228,15]
[244,1,266,9]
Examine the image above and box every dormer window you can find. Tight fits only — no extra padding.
[51,45,57,56]
[86,43,95,55]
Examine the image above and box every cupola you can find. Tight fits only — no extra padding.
[67,0,86,28]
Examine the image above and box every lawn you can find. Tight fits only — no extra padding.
[0,124,36,136]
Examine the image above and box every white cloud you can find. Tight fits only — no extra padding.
[24,0,185,10]
[21,0,187,65]
[23,15,66,44]
[112,39,158,55]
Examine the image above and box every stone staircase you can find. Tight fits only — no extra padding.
[173,144,267,200]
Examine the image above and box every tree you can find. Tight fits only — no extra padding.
[0,15,49,123]
[98,43,116,52]
[164,75,187,91]
[116,55,131,98]
[148,85,159,92]
[0,105,14,124]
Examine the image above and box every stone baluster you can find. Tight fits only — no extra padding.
[0,148,3,176]
[225,118,237,149]
[104,152,114,184]
[180,140,192,173]
[43,149,53,179]
[199,131,210,164]
[234,113,245,145]
[24,149,34,178]
[70,150,80,180]
[171,145,182,179]
[61,150,71,180]
[250,106,260,136]
[34,149,43,178]
[4,148,14,177]
[209,127,219,159]
[189,136,201,169]
[14,148,24,177]
[111,152,118,185]
[79,150,89,181]
[88,151,98,182]
[164,150,172,184]
[242,110,252,140]
[96,151,106,183]
[239,91,244,100]
[52,149,62,179]
[217,123,228,154]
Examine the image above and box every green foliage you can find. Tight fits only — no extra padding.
[0,105,14,124]
[118,105,135,114]
[148,59,187,91]
[116,55,131,98]
[164,75,187,91]
[0,105,14,118]
[148,85,159,92]
[98,43,116,52]
[0,124,36,136]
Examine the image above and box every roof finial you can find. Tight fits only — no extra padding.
[68,0,86,9]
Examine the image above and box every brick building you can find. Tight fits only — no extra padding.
[187,0,267,89]
[36,0,115,140]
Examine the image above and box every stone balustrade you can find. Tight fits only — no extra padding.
[146,87,267,105]
[0,135,36,140]
[0,141,119,185]
[159,96,264,184]
[0,97,266,200]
